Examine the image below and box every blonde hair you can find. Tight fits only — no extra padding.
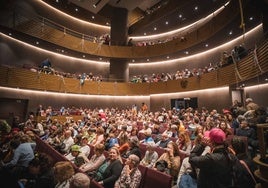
[109,146,123,164]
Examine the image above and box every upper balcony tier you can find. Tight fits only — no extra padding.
[0,38,267,96]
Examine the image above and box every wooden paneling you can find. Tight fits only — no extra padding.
[0,39,267,95]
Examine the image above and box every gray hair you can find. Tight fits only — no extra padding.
[129,154,140,167]
[70,173,90,188]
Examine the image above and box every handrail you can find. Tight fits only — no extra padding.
[0,38,267,95]
[7,0,239,58]
[13,13,98,43]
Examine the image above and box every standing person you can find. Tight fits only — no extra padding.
[114,154,142,188]
[245,98,259,111]
[189,128,234,188]
[1,135,36,179]
[141,103,148,113]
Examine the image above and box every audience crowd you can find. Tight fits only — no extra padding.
[0,97,266,188]
[16,44,249,84]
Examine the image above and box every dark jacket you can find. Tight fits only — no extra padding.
[102,159,123,188]
[122,146,141,159]
[189,144,233,188]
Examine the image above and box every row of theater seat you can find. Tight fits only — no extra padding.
[35,136,173,188]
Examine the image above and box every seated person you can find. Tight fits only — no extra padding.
[140,142,159,168]
[104,133,119,151]
[121,137,142,159]
[176,131,192,157]
[155,142,181,182]
[236,120,259,158]
[53,161,75,188]
[65,145,89,167]
[70,172,90,188]
[80,143,106,174]
[114,154,142,188]
[19,152,55,188]
[231,136,257,173]
[91,147,123,188]
[140,131,155,145]
[155,133,171,148]
[79,136,91,158]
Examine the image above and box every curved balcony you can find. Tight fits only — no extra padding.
[0,39,267,96]
[10,0,239,59]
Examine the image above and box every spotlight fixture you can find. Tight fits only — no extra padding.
[93,0,102,8]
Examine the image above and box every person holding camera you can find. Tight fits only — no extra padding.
[154,141,180,182]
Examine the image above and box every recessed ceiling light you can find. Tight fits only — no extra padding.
[147,59,150,61]
[166,56,170,59]
[179,14,182,18]
[154,27,157,31]
[55,0,59,3]
[75,8,78,12]
[132,59,135,62]
[106,22,109,25]
[36,41,39,45]
[92,16,95,19]
[82,55,86,58]
[229,31,233,35]
[165,21,169,25]
[8,33,12,36]
[185,51,189,55]
[205,44,208,47]
[194,6,198,10]
[144,33,147,35]
[99,57,102,60]
[249,17,253,21]
[61,50,64,52]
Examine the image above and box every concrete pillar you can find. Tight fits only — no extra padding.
[109,7,129,82]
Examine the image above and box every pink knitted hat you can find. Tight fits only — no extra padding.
[209,128,226,144]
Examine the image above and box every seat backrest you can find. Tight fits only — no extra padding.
[155,147,165,157]
[142,167,172,188]
[139,143,147,158]
[87,144,95,159]
[138,164,148,188]
[226,135,248,152]
[90,179,104,188]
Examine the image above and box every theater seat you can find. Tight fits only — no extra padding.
[90,179,104,188]
[142,167,173,188]
[138,164,148,188]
